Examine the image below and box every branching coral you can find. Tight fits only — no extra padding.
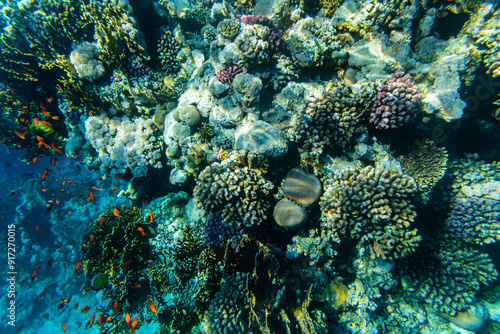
[321,166,420,259]
[369,71,422,129]
[157,26,181,74]
[194,150,275,227]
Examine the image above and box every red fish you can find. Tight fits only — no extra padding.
[89,235,95,248]
[148,212,154,223]
[138,227,146,236]
[47,97,55,103]
[62,322,66,332]
[32,157,38,164]
[99,217,105,228]
[74,302,79,310]
[125,313,131,329]
[148,300,158,314]
[14,129,26,140]
[113,208,120,217]
[51,142,62,154]
[31,270,38,279]
[75,260,82,272]
[89,192,95,204]
[131,316,138,333]
[90,312,95,326]
[114,300,120,314]
[131,284,142,289]
[47,257,53,266]
[35,226,42,233]
[91,186,103,191]
[81,305,90,313]
[51,158,56,166]
[96,177,103,181]
[98,314,104,327]
[41,169,49,181]
[106,315,112,323]
[33,118,39,126]
[66,180,78,185]
[40,121,52,127]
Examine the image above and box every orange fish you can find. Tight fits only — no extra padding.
[74,302,79,310]
[113,208,120,217]
[41,169,49,181]
[111,187,119,190]
[40,121,52,127]
[33,118,39,126]
[66,180,77,185]
[90,312,95,326]
[75,260,82,272]
[40,100,46,110]
[31,270,37,279]
[148,300,158,314]
[125,313,131,329]
[35,226,42,233]
[96,177,103,181]
[98,314,104,328]
[47,97,55,103]
[51,116,59,120]
[138,227,146,236]
[51,158,56,166]
[148,212,154,223]
[114,300,120,314]
[106,316,112,323]
[41,188,47,192]
[80,209,87,213]
[62,322,66,332]
[48,257,53,266]
[51,142,62,154]
[55,199,60,205]
[131,316,138,333]
[81,305,90,313]
[32,157,38,165]
[89,235,95,248]
[48,200,54,203]
[67,212,71,218]
[89,192,95,204]
[42,110,50,117]
[99,217,105,228]
[14,129,26,140]
[131,284,142,289]
[91,187,103,191]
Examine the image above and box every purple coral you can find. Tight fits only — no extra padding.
[216,65,243,84]
[236,15,284,52]
[369,71,422,129]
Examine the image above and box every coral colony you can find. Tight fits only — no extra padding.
[0,0,499,334]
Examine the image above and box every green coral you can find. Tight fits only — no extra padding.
[321,166,420,259]
[217,19,241,40]
[157,27,181,74]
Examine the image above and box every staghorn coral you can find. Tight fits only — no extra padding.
[449,155,500,200]
[398,140,448,201]
[157,27,181,74]
[193,150,275,227]
[443,197,500,245]
[216,64,243,84]
[400,241,498,316]
[321,166,420,259]
[369,71,422,129]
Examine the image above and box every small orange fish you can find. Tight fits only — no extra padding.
[148,300,158,314]
[75,260,82,272]
[62,322,66,332]
[14,129,26,140]
[66,180,77,185]
[148,212,154,223]
[47,97,55,103]
[41,169,49,181]
[81,209,87,213]
[48,200,54,203]
[125,313,131,329]
[89,235,95,248]
[33,118,39,126]
[91,187,103,191]
[41,188,46,192]
[115,173,122,179]
[114,300,120,314]
[51,158,56,166]
[32,157,37,164]
[89,192,95,204]
[40,121,52,127]
[105,315,112,323]
[113,208,120,217]
[138,227,146,236]
[81,305,90,313]
[55,199,60,205]
[99,217,105,228]
[111,187,119,190]
[131,284,142,289]
[42,110,51,117]
[40,100,46,110]
[51,142,62,154]
[74,302,79,310]
[35,226,42,233]
[67,212,71,217]
[31,270,38,279]
[51,116,59,120]
[90,312,95,326]
[96,177,103,181]
[48,257,53,266]
[131,316,138,333]
[98,314,104,328]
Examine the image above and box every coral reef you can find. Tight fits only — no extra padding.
[321,166,420,259]
[369,71,422,129]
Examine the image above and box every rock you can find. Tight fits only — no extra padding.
[169,168,188,184]
[209,76,228,97]
[218,43,244,65]
[442,304,488,331]
[273,199,308,229]
[283,168,322,208]
[153,105,168,131]
[210,95,244,127]
[232,73,263,106]
[177,105,201,126]
[234,120,287,158]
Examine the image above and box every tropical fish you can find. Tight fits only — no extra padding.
[74,302,79,310]
[113,208,120,217]
[148,300,158,314]
[51,142,62,154]
[138,227,146,236]
[105,316,112,323]
[131,316,138,333]
[98,314,104,327]
[91,187,103,191]
[125,313,131,329]
[149,212,154,223]
[51,158,56,166]
[89,235,95,248]
[14,129,26,140]
[47,257,53,266]
[47,97,55,103]
[75,260,82,272]
[114,300,120,314]
[41,169,49,181]
[99,217,105,228]
[32,157,38,164]
[35,226,42,233]
[62,322,66,332]
[121,261,130,270]
[89,192,95,204]
[81,305,90,313]
[89,313,95,326]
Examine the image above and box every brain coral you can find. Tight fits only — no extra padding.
[321,166,420,259]
[369,71,422,129]
[443,197,500,245]
[84,114,163,177]
[194,150,275,227]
